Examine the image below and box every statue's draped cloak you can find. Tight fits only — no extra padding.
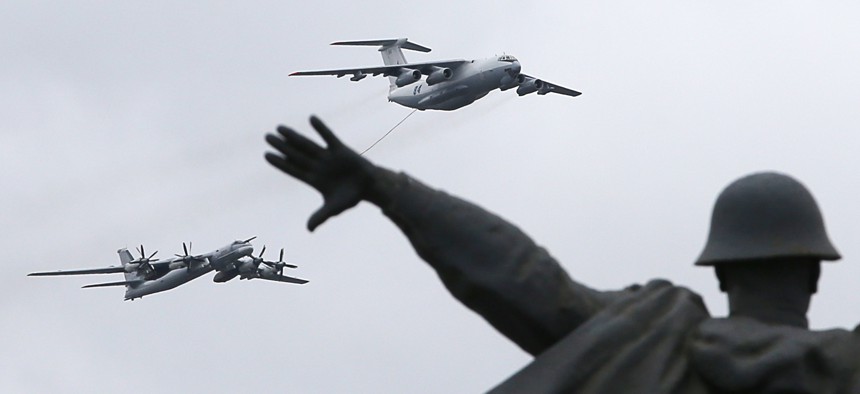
[376,172,860,393]
[490,280,710,393]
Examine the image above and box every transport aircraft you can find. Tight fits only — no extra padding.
[290,38,581,111]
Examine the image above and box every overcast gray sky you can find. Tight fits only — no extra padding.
[3,1,860,393]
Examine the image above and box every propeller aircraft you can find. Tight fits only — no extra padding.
[290,38,581,111]
[28,238,308,300]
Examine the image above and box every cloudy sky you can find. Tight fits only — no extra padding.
[3,1,860,392]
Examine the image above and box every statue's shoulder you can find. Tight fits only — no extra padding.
[630,278,709,311]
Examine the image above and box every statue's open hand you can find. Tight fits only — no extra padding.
[265,116,376,231]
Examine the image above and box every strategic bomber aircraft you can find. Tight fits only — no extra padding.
[28,238,308,300]
[290,38,581,111]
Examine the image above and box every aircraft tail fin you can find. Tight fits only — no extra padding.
[331,38,431,90]
[118,248,137,281]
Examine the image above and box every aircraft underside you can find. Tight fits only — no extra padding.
[389,75,497,111]
[124,265,212,300]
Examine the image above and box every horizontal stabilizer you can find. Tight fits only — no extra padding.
[331,38,431,53]
[82,280,142,289]
[264,274,309,285]
[276,276,309,285]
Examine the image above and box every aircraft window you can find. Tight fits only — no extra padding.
[498,55,517,62]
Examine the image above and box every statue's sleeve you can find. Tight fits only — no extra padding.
[374,171,621,356]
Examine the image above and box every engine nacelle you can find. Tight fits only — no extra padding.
[213,269,239,283]
[516,77,543,96]
[537,84,554,95]
[499,74,520,91]
[168,261,187,270]
[425,67,452,85]
[395,69,422,87]
[350,72,367,82]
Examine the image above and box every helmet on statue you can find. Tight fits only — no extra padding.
[696,172,840,266]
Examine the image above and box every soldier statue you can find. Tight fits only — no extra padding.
[265,116,860,393]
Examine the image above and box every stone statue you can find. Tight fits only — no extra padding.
[264,116,860,393]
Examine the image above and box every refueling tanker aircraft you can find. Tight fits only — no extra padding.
[290,38,581,111]
[28,238,308,300]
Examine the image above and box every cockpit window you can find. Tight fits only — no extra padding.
[498,55,517,62]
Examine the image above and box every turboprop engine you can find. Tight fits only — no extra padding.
[395,68,422,87]
[425,67,452,85]
[516,77,543,96]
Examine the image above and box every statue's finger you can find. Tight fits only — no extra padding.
[266,133,308,159]
[307,205,333,232]
[277,125,324,159]
[265,152,311,181]
[310,115,343,149]
[266,134,315,170]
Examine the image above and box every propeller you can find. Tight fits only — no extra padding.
[131,244,158,275]
[173,242,200,270]
[246,245,267,268]
[261,248,298,276]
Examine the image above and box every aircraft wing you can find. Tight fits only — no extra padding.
[521,73,582,97]
[290,60,467,78]
[28,266,126,276]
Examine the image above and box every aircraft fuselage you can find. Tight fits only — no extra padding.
[124,241,253,300]
[388,57,521,111]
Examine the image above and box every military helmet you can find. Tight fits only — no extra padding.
[695,172,841,266]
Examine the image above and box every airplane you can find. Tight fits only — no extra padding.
[28,238,308,300]
[289,38,581,111]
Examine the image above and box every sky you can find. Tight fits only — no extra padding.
[2,1,860,392]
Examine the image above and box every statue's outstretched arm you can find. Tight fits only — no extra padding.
[266,116,619,355]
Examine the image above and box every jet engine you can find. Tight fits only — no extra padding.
[425,67,452,85]
[516,77,543,96]
[395,69,422,87]
[537,84,555,95]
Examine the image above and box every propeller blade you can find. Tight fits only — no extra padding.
[259,245,266,258]
[279,248,284,263]
[183,242,189,256]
